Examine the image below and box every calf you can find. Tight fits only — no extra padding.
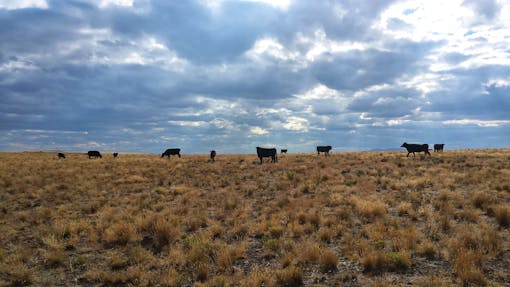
[58,152,66,159]
[317,146,332,156]
[281,149,288,154]
[88,151,102,159]
[434,144,444,152]
[400,143,431,157]
[161,148,181,158]
[113,152,118,158]
[256,147,277,164]
[210,150,216,162]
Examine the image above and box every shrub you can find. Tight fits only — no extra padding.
[45,250,66,268]
[318,228,334,243]
[493,205,510,228]
[384,251,411,272]
[471,192,490,209]
[160,268,183,287]
[362,251,410,273]
[301,242,321,264]
[417,241,436,259]
[319,249,338,272]
[352,197,386,221]
[275,266,303,287]
[104,222,139,246]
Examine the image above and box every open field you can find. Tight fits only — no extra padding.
[0,149,509,286]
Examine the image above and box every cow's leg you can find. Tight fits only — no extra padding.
[259,156,263,164]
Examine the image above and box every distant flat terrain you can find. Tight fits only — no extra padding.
[0,150,509,286]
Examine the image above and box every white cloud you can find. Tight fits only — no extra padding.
[22,129,88,135]
[97,0,134,8]
[372,119,411,126]
[0,0,47,10]
[300,29,370,61]
[442,119,510,127]
[485,78,510,88]
[282,116,309,132]
[168,121,208,127]
[249,126,269,135]
[201,0,291,10]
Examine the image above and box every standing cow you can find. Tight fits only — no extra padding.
[281,149,288,154]
[210,150,216,162]
[58,152,66,159]
[113,152,119,158]
[161,148,181,158]
[400,143,431,157]
[256,147,277,164]
[434,144,444,152]
[88,151,102,159]
[317,146,332,156]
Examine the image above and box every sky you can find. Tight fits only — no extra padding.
[1,0,510,154]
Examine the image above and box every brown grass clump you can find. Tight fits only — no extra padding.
[362,251,411,273]
[351,196,386,221]
[275,266,303,287]
[492,204,510,228]
[319,249,338,272]
[1,150,509,286]
[471,191,490,209]
[103,222,140,246]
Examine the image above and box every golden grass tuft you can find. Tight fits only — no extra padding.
[492,204,510,228]
[275,266,303,287]
[319,249,338,272]
[103,222,140,245]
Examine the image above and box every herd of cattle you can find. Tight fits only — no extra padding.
[56,143,444,163]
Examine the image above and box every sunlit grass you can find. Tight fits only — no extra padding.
[0,149,509,286]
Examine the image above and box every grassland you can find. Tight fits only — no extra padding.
[0,149,509,286]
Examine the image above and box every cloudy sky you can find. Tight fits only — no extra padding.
[1,0,509,153]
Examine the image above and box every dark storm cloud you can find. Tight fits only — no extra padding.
[311,42,433,91]
[348,87,423,118]
[424,66,510,120]
[1,0,509,152]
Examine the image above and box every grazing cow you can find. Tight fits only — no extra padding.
[400,143,431,157]
[256,147,277,164]
[434,144,444,152]
[161,148,181,158]
[317,146,332,156]
[58,152,66,159]
[88,151,102,159]
[281,149,288,154]
[210,150,216,162]
[113,152,118,158]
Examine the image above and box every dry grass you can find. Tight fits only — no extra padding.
[0,149,509,286]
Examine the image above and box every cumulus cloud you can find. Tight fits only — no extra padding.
[0,0,509,152]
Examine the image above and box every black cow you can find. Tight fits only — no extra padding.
[161,148,181,158]
[400,143,431,157]
[58,152,66,159]
[281,149,288,154]
[434,144,444,152]
[210,150,216,162]
[317,146,332,156]
[88,151,102,159]
[113,152,118,158]
[256,147,277,164]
